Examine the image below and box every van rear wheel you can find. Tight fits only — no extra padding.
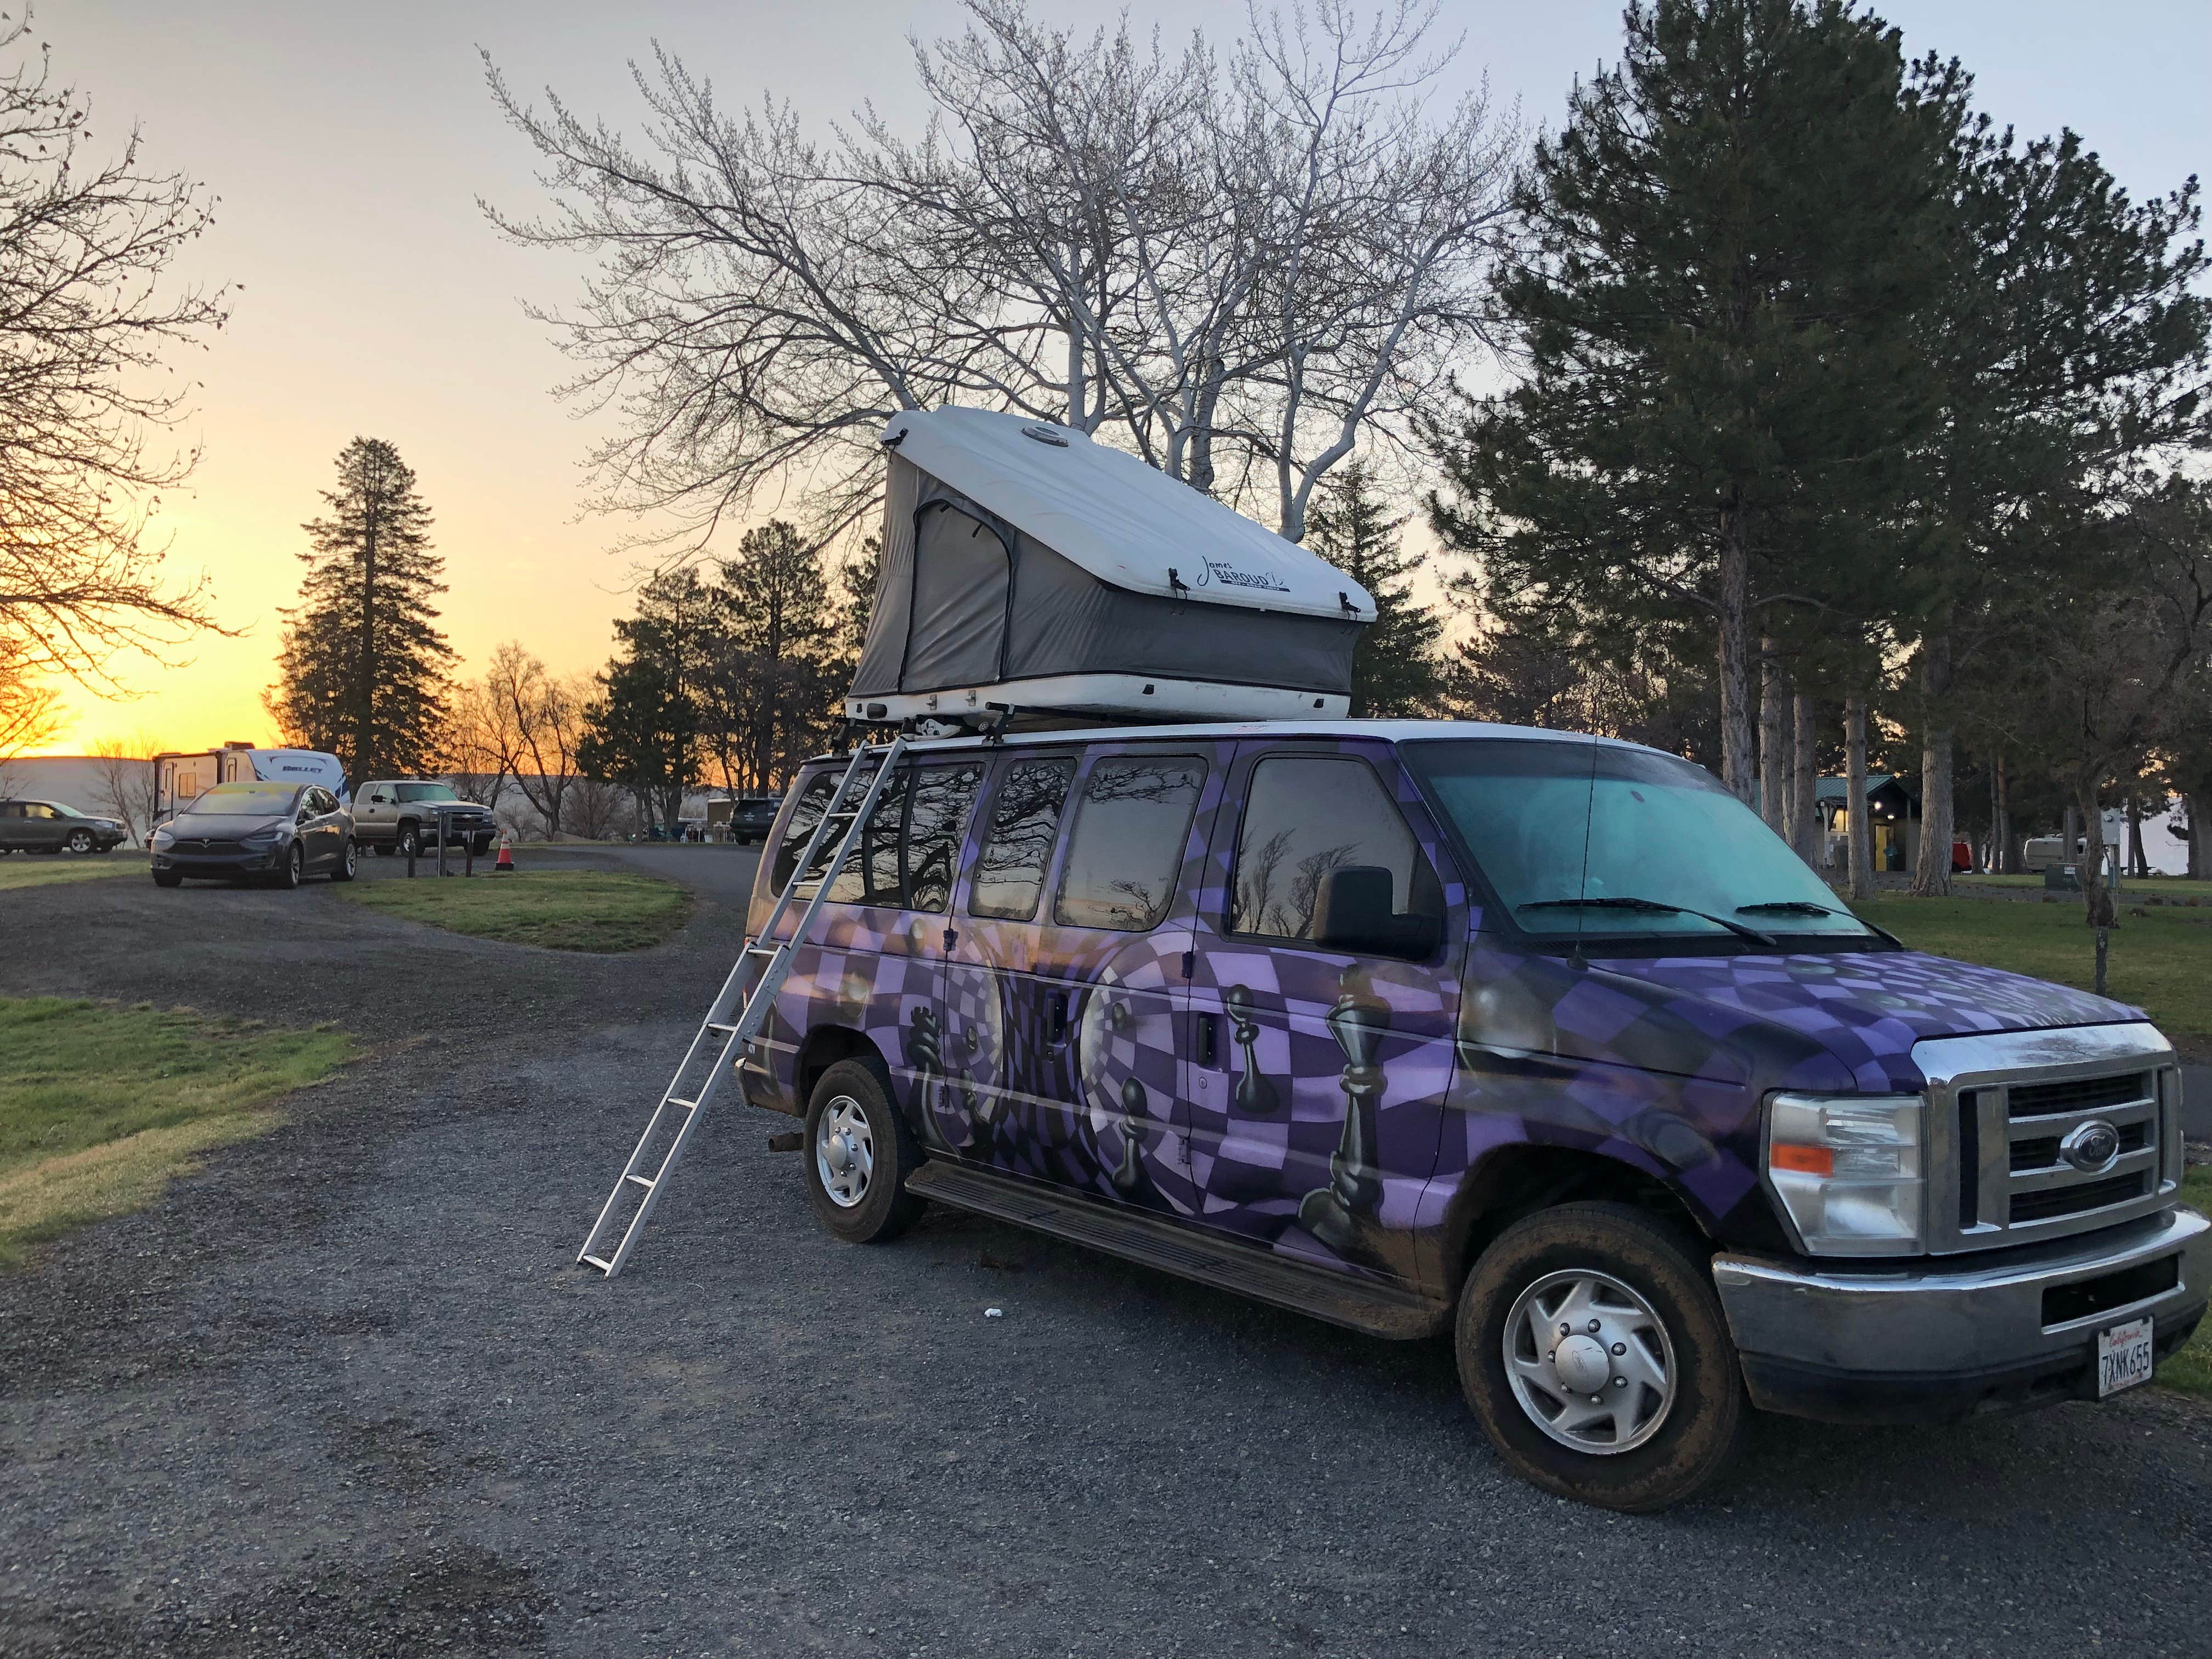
[802,1058,926,1245]
[1457,1201,1743,1513]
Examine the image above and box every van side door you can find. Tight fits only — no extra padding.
[1180,739,1466,1283]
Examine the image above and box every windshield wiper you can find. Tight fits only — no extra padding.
[1737,899,1903,950]
[1519,896,1776,946]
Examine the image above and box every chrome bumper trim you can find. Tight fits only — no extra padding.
[1713,1206,2211,1376]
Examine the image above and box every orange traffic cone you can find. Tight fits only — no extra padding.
[494,834,515,873]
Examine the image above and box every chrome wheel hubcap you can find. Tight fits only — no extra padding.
[1503,1268,1676,1455]
[815,1096,874,1209]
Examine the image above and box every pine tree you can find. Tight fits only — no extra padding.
[266,438,454,781]
[1306,464,1444,717]
[579,568,711,827]
[712,522,842,790]
[1429,0,1960,800]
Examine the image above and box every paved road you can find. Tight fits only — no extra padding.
[5,857,2212,1657]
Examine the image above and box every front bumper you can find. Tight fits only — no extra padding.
[1713,1206,2212,1424]
[152,849,285,875]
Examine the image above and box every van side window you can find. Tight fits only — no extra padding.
[1231,755,1429,943]
[827,766,911,905]
[1054,755,1205,932]
[969,757,1076,921]
[905,764,984,912]
[772,773,839,893]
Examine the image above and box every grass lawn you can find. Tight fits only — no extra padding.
[0,851,144,892]
[1850,893,2212,1058]
[0,997,355,1267]
[334,867,693,951]
[2160,1165,2212,1400]
[1960,873,2212,902]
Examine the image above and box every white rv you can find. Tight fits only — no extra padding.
[154,744,348,823]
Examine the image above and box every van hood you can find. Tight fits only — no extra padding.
[1583,949,2143,1092]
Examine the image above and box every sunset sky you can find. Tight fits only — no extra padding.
[33,0,2210,756]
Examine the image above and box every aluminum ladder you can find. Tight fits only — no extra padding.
[577,734,908,1277]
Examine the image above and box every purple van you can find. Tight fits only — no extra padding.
[740,719,2207,1510]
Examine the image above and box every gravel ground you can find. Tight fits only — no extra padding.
[7,846,2212,1658]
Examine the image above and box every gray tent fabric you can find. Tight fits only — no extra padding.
[903,502,1012,690]
[851,419,1368,711]
[851,453,921,697]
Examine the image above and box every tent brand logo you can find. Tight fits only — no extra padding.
[1195,558,1289,594]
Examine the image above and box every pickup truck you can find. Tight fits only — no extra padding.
[352,780,499,858]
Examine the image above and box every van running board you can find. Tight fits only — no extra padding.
[904,1161,1451,1340]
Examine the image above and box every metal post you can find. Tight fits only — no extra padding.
[464,827,475,877]
[437,809,449,877]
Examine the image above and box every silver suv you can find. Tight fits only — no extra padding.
[353,780,499,859]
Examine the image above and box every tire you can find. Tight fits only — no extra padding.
[395,822,420,860]
[802,1057,927,1245]
[471,835,494,857]
[65,828,94,853]
[1457,1201,1743,1514]
[373,842,393,857]
[329,837,357,882]
[272,842,304,891]
[152,868,183,888]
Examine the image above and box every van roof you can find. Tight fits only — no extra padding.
[808,718,1671,765]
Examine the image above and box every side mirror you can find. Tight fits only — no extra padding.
[1311,865,1443,960]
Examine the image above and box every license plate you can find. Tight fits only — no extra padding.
[2097,1315,2156,1398]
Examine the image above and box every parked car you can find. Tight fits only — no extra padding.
[722,794,783,845]
[149,781,354,888]
[351,779,498,857]
[0,799,129,855]
[738,719,2205,1512]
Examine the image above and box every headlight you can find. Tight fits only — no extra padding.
[1765,1092,1925,1255]
[151,830,174,849]
[241,830,285,849]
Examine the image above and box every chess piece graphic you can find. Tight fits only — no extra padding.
[1111,1076,1147,1195]
[1297,986,1390,1255]
[1224,984,1282,1116]
[902,1006,957,1154]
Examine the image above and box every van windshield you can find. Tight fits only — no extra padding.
[1404,738,1877,945]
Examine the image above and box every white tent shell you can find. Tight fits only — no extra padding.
[848,408,1374,726]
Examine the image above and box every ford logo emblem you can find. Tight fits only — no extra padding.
[2061,1120,2121,1174]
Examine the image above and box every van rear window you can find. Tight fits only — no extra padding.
[1053,755,1204,932]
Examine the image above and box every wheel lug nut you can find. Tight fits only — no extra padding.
[1613,1378,1626,1388]
[1559,1323,1570,1337]
[1587,1320,1601,1333]
[1611,1343,1626,1356]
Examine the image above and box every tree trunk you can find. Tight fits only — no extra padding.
[1992,749,2013,874]
[1846,696,1874,901]
[1758,643,1786,832]
[2063,803,2080,870]
[2190,791,2208,881]
[1909,633,1954,898]
[2074,780,2117,996]
[1717,503,1754,804]
[2126,793,2148,879]
[1791,690,1819,869]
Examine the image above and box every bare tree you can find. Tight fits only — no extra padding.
[0,16,230,691]
[446,672,522,809]
[562,771,631,842]
[482,0,1514,549]
[0,634,59,788]
[88,731,159,843]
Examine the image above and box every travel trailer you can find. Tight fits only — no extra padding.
[154,744,348,823]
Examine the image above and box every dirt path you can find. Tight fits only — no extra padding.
[7,855,2212,1657]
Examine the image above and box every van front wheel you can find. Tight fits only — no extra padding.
[802,1058,926,1245]
[1458,1200,1743,1513]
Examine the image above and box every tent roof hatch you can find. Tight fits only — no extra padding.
[879,408,1372,622]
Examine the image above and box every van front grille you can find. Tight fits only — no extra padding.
[1918,1029,2175,1256]
[2010,1073,2149,1118]
[2011,1172,2148,1225]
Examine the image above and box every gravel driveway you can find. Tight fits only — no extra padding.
[6,847,2212,1658]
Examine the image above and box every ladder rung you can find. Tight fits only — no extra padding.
[668,1097,699,1111]
[581,1255,614,1273]
[625,1172,654,1189]
[707,1021,738,1035]
[745,944,778,956]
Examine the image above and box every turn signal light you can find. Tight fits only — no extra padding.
[1768,1144,1835,1176]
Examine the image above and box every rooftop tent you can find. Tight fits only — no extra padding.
[848,408,1373,727]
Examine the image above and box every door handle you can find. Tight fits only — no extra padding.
[1048,990,1069,1045]
[1196,1012,1220,1069]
